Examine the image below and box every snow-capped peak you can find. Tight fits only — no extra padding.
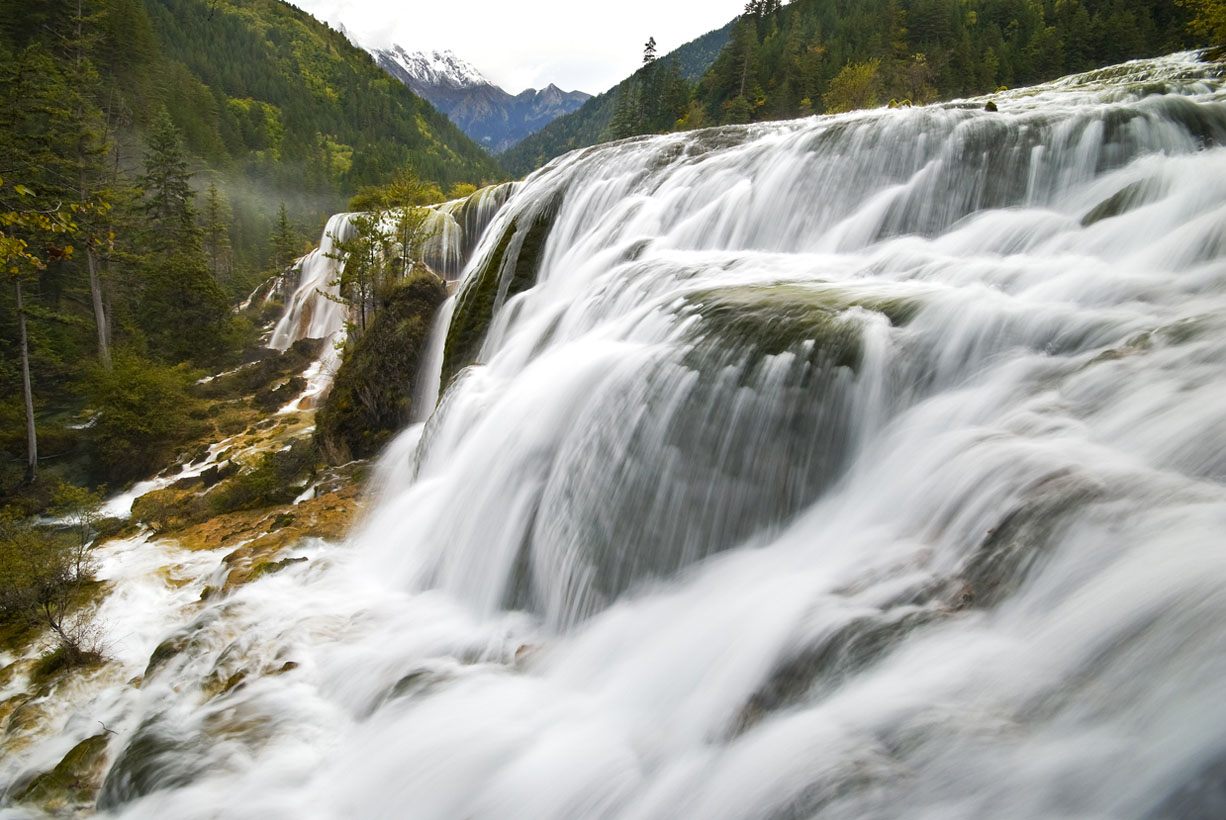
[376,46,491,91]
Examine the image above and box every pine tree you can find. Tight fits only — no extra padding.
[269,202,302,272]
[0,46,85,483]
[141,108,197,253]
[65,0,116,370]
[138,109,231,364]
[327,212,392,336]
[610,81,641,140]
[202,181,233,283]
[0,177,81,484]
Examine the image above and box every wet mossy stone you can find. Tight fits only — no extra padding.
[1081,179,1164,227]
[685,283,920,371]
[452,182,514,262]
[959,469,1103,609]
[96,718,207,810]
[731,609,941,736]
[192,337,324,402]
[440,192,563,388]
[13,732,111,810]
[252,375,306,412]
[316,268,448,463]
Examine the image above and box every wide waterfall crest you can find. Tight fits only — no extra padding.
[359,51,1226,630]
[11,53,1226,820]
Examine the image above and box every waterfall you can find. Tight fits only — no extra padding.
[269,212,356,352]
[7,53,1226,820]
[263,185,510,410]
[421,183,517,280]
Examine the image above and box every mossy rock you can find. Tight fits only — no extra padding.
[252,375,306,412]
[30,644,103,686]
[204,438,318,517]
[731,608,943,736]
[958,469,1103,609]
[13,732,111,810]
[1081,179,1165,227]
[440,192,563,388]
[248,555,307,581]
[96,718,206,810]
[192,338,324,402]
[131,485,205,532]
[510,282,923,621]
[145,633,192,678]
[4,698,49,742]
[316,268,448,463]
[167,479,360,556]
[684,282,921,370]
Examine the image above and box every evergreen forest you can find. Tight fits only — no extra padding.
[0,0,501,512]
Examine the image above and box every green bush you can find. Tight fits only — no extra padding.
[0,513,102,668]
[85,352,206,484]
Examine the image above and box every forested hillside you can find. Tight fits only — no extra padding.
[505,0,1206,176]
[145,0,501,196]
[0,0,501,511]
[694,0,1197,124]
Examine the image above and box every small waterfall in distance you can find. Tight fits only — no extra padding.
[8,53,1226,820]
[264,185,513,409]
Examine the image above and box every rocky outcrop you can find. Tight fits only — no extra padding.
[316,268,448,463]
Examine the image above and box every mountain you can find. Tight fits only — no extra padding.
[109,0,502,285]
[499,21,733,176]
[373,46,591,154]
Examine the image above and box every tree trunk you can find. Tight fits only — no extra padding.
[86,245,112,369]
[16,278,38,484]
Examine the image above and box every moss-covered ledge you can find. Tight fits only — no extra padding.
[315,267,448,463]
[440,192,563,388]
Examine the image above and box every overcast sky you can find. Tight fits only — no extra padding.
[290,0,746,94]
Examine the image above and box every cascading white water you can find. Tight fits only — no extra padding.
[5,53,1226,820]
[421,184,516,280]
[263,188,511,411]
[269,212,356,352]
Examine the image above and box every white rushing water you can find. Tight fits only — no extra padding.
[5,53,1226,820]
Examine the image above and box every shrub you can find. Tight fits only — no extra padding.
[0,512,102,668]
[85,352,206,485]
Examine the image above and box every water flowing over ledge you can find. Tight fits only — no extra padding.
[6,53,1226,820]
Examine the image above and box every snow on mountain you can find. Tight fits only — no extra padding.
[376,46,491,92]
[369,44,591,154]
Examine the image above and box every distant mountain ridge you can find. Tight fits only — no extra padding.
[373,46,591,154]
[499,21,734,176]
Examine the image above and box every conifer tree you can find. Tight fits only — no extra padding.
[142,108,198,252]
[0,45,88,482]
[269,202,302,272]
[139,109,230,363]
[202,182,233,283]
[611,81,641,139]
[1178,0,1226,45]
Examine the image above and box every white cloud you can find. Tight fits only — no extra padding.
[291,0,744,93]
